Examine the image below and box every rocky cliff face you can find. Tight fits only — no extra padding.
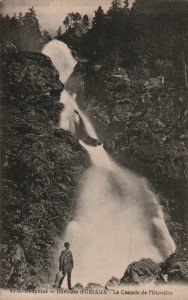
[1,41,187,288]
[0,43,88,288]
[67,59,188,263]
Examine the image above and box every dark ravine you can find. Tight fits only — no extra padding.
[1,0,188,290]
[0,42,89,288]
[1,39,188,288]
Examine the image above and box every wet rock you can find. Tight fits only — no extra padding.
[120,259,163,285]
[84,136,101,146]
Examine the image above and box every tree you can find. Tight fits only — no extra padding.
[1,7,44,51]
[124,0,129,8]
[132,0,188,12]
[92,6,105,28]
[21,7,42,51]
[73,12,82,27]
[63,13,74,30]
[24,7,37,24]
[111,0,122,10]
[83,14,90,28]
[42,30,51,44]
[67,13,74,28]
[63,12,82,31]
[63,16,70,30]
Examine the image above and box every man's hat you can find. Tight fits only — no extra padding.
[64,242,70,247]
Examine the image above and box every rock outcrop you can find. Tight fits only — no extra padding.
[0,43,88,287]
[161,254,188,284]
[167,262,188,283]
[72,283,84,291]
[85,283,105,290]
[68,59,188,262]
[105,277,119,290]
[120,259,163,285]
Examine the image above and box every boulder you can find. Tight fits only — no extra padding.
[85,282,105,290]
[161,256,188,283]
[73,283,84,290]
[120,258,164,285]
[167,262,188,283]
[105,277,119,290]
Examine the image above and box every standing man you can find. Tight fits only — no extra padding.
[58,242,74,290]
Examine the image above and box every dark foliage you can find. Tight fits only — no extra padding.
[1,0,188,288]
[56,12,89,52]
[66,0,187,88]
[63,1,188,241]
[0,7,52,52]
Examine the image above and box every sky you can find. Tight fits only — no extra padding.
[1,0,134,35]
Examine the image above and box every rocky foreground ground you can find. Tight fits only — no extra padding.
[18,258,188,290]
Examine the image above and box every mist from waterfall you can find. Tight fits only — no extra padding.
[42,40,176,286]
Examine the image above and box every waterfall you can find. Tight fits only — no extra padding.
[42,40,97,139]
[42,40,77,83]
[42,40,176,286]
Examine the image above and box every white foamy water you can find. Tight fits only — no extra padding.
[42,40,77,83]
[42,40,176,286]
[63,142,176,285]
[42,40,97,139]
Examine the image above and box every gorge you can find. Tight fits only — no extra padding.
[42,40,176,286]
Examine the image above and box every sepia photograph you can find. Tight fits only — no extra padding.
[0,0,188,299]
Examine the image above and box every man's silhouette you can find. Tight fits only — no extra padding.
[57,242,74,289]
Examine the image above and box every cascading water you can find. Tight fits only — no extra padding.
[42,40,97,139]
[42,40,176,286]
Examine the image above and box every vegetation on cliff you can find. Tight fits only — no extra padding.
[0,7,51,52]
[0,42,88,288]
[65,0,188,269]
[1,0,188,288]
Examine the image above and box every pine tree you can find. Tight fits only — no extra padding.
[92,6,105,28]
[1,7,43,51]
[63,13,77,31]
[21,7,42,51]
[73,12,82,27]
[42,30,51,44]
[111,0,122,10]
[19,12,24,25]
[124,0,129,8]
[63,16,69,31]
[83,14,89,28]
